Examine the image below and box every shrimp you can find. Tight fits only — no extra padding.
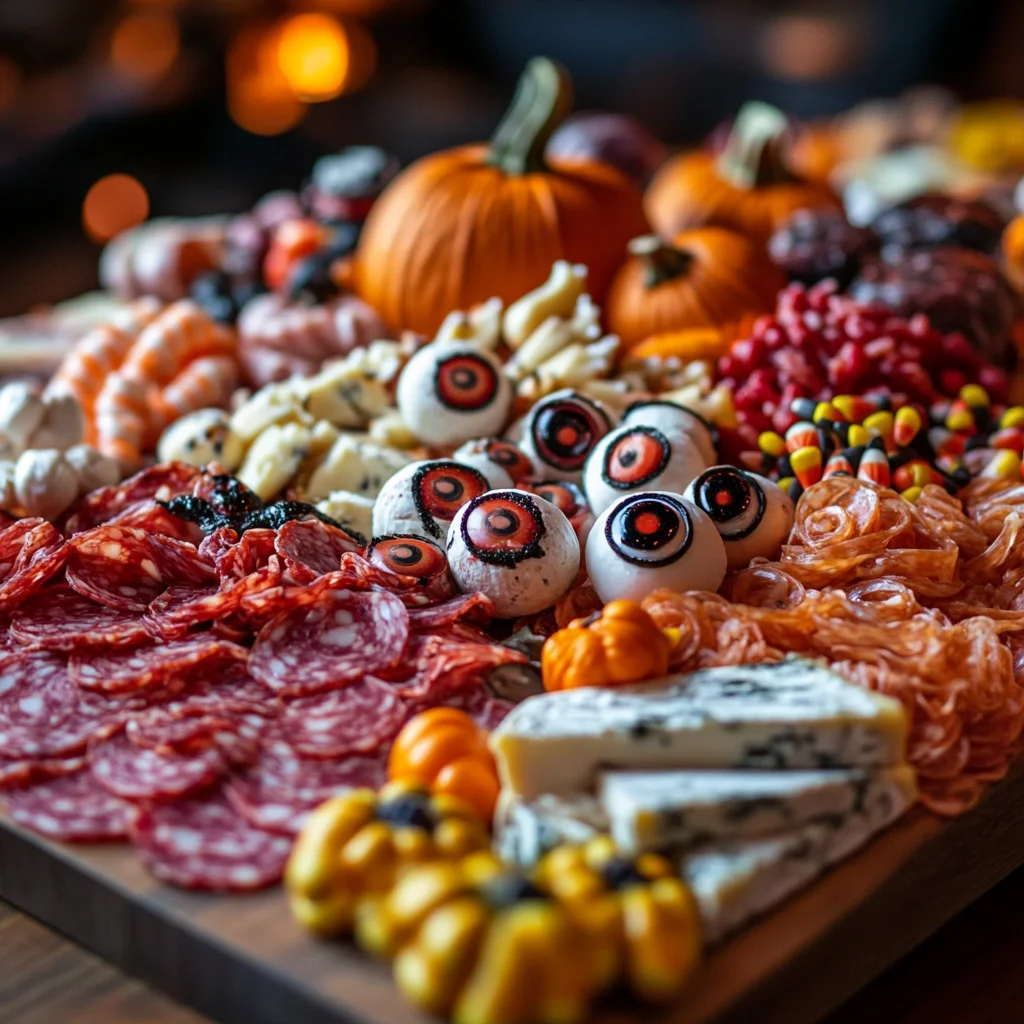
[148,355,239,445]
[94,373,150,471]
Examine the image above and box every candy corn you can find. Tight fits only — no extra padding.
[893,406,922,446]
[856,447,891,487]
[790,446,823,488]
[785,421,818,453]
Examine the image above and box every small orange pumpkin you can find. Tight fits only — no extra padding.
[541,600,676,692]
[1002,214,1024,294]
[645,102,841,246]
[355,57,648,336]
[605,229,785,349]
[388,708,500,822]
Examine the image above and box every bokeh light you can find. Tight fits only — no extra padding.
[276,13,350,102]
[0,57,21,114]
[227,22,306,136]
[82,174,150,243]
[109,11,181,83]
[760,15,861,82]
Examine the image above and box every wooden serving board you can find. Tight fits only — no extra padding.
[1,765,1023,1024]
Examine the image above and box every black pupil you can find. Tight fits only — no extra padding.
[390,544,422,567]
[450,367,477,390]
[536,405,594,464]
[486,509,518,536]
[431,477,463,501]
[697,470,751,522]
[489,445,518,467]
[617,500,680,551]
[617,447,638,468]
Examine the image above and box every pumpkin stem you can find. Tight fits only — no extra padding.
[629,235,694,288]
[717,101,796,189]
[488,56,574,176]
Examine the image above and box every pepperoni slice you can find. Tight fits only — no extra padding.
[406,592,496,630]
[0,522,69,610]
[90,733,224,802]
[397,635,527,700]
[275,518,362,582]
[130,789,293,890]
[11,586,151,651]
[125,706,267,767]
[249,587,409,696]
[276,677,408,759]
[67,525,216,613]
[212,528,276,580]
[4,770,136,841]
[0,754,86,791]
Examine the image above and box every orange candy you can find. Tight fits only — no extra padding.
[263,218,329,293]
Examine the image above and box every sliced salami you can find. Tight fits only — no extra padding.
[277,677,408,759]
[0,523,69,610]
[442,688,515,730]
[0,754,86,790]
[4,770,135,841]
[130,789,293,891]
[90,733,223,801]
[70,638,249,695]
[0,519,43,579]
[275,519,362,582]
[406,592,496,630]
[214,528,276,580]
[126,705,267,766]
[397,635,527,701]
[11,586,151,651]
[107,500,202,544]
[226,744,387,834]
[67,525,216,613]
[249,588,409,696]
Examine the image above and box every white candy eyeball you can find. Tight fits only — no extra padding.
[683,466,795,571]
[446,488,580,618]
[623,399,717,466]
[452,438,534,490]
[531,479,595,546]
[586,490,727,603]
[396,342,512,447]
[157,408,244,470]
[371,459,490,542]
[366,533,451,586]
[583,422,706,515]
[518,388,614,482]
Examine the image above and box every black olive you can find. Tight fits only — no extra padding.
[478,873,546,910]
[208,475,263,524]
[375,794,435,831]
[158,496,231,533]
[239,500,362,543]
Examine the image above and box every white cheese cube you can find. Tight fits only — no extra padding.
[315,491,374,544]
[493,792,607,867]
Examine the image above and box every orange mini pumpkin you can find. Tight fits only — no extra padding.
[542,600,676,692]
[355,57,648,336]
[605,230,784,349]
[1002,214,1024,294]
[645,102,841,246]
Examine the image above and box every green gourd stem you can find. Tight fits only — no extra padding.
[717,101,797,189]
[629,235,694,288]
[488,56,574,176]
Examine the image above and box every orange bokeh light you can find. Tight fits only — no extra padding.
[227,22,306,136]
[110,11,180,83]
[276,13,349,102]
[0,57,21,113]
[83,174,150,243]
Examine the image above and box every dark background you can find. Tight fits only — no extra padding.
[1,0,1023,316]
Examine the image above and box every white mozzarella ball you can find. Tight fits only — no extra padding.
[622,399,717,466]
[30,394,86,451]
[0,383,45,458]
[683,466,795,570]
[517,388,614,483]
[583,421,706,515]
[396,342,512,447]
[371,459,490,543]
[157,408,245,470]
[14,449,80,520]
[452,438,535,490]
[586,491,727,603]
[63,445,122,493]
[446,488,580,617]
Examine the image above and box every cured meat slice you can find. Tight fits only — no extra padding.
[70,638,248,695]
[277,677,408,759]
[0,653,126,758]
[126,705,268,766]
[11,586,151,650]
[226,744,387,834]
[443,688,515,730]
[0,519,42,578]
[215,528,276,580]
[275,519,362,583]
[397,635,528,701]
[91,734,223,801]
[130,790,293,890]
[4,770,135,841]
[0,522,69,610]
[198,526,239,569]
[172,661,278,713]
[0,754,86,790]
[406,592,496,630]
[249,587,408,696]
[67,525,216,612]
[106,500,201,544]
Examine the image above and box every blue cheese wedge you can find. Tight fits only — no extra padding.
[494,792,607,867]
[681,783,913,944]
[490,660,908,799]
[601,765,917,854]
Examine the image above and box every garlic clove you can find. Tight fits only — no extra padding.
[0,383,45,456]
[14,449,81,520]
[30,394,86,452]
[63,444,122,493]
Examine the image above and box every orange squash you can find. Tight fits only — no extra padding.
[645,102,841,246]
[541,600,676,692]
[605,229,784,349]
[355,57,648,336]
[1002,214,1024,294]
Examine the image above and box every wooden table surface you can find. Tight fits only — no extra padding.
[3,866,1022,1024]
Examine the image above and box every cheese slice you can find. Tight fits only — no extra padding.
[491,660,908,799]
[600,765,916,853]
[494,791,606,867]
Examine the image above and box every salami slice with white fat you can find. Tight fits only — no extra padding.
[90,733,224,801]
[405,592,496,630]
[275,519,362,583]
[249,587,408,696]
[0,754,86,790]
[126,705,268,767]
[130,789,293,890]
[66,525,215,613]
[4,769,136,840]
[11,586,151,650]
[397,635,527,701]
[0,522,69,610]
[70,638,249,695]
[214,529,276,580]
[277,677,408,759]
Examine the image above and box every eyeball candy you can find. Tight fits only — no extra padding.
[586,490,727,603]
[396,342,512,447]
[622,399,717,466]
[371,459,489,542]
[446,489,580,618]
[157,408,245,471]
[366,533,453,592]
[453,438,534,489]
[582,421,706,515]
[683,466,795,570]
[531,479,595,546]
[517,388,614,483]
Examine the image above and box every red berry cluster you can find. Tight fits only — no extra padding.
[717,281,1010,438]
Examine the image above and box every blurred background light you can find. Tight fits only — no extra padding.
[82,174,150,243]
[277,13,350,101]
[109,10,181,84]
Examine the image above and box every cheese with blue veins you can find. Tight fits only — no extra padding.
[601,765,917,854]
[490,660,908,799]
